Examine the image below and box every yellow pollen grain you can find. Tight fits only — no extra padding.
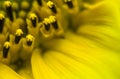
[29,13,37,20]
[0,14,4,20]
[3,42,10,49]
[15,29,23,36]
[26,34,34,42]
[49,15,56,23]
[4,1,12,7]
[47,1,54,8]
[43,18,51,25]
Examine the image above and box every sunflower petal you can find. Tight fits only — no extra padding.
[43,38,120,79]
[31,48,60,79]
[74,1,120,51]
[0,63,25,79]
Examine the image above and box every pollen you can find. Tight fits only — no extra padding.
[49,15,56,23]
[47,1,57,13]
[43,18,51,25]
[15,29,23,36]
[47,1,54,8]
[4,1,12,7]
[26,34,34,42]
[3,41,11,49]
[29,13,37,20]
[0,14,4,20]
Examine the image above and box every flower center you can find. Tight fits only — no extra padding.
[0,0,85,67]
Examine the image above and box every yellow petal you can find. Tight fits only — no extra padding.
[43,38,120,79]
[31,48,60,79]
[74,1,120,51]
[0,63,25,79]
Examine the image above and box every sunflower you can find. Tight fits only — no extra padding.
[0,0,120,79]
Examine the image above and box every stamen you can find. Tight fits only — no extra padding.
[40,18,54,38]
[49,15,64,36]
[37,0,42,6]
[0,14,5,33]
[47,1,57,14]
[64,0,73,8]
[43,18,51,31]
[49,16,58,30]
[3,42,10,58]
[29,13,37,27]
[26,34,34,46]
[15,29,23,44]
[4,1,14,21]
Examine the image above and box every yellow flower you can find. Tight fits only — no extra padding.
[0,0,120,79]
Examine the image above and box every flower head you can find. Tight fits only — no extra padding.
[0,0,120,79]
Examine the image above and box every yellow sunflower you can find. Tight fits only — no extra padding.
[0,0,120,79]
